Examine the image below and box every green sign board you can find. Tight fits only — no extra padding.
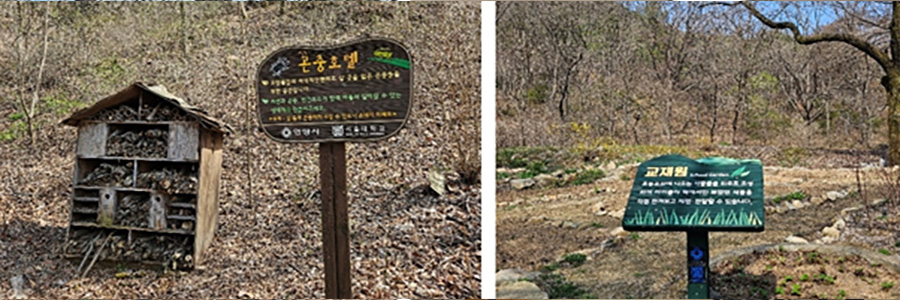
[623,154,765,232]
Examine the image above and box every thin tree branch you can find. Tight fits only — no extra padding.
[738,1,892,72]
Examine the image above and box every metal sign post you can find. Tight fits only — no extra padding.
[686,231,709,299]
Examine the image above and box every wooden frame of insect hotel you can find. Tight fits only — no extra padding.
[61,82,232,270]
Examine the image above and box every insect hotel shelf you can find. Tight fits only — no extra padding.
[62,82,231,269]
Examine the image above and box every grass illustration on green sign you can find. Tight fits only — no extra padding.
[368,57,411,69]
[624,207,763,227]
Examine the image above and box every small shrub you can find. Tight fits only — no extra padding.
[532,273,595,299]
[773,191,807,204]
[573,169,605,186]
[883,281,895,290]
[497,172,510,180]
[563,253,587,266]
[7,112,23,121]
[800,274,809,281]
[629,233,640,240]
[525,84,548,105]
[518,170,539,179]
[542,263,560,272]
[527,161,547,174]
[775,286,784,295]
[837,289,846,299]
[879,248,892,255]
[791,283,801,295]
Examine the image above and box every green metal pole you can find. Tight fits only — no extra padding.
[687,231,709,299]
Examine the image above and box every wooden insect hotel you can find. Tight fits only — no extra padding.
[61,82,231,269]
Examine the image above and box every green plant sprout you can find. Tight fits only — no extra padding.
[791,283,801,295]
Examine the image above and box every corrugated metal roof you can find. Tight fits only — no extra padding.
[62,82,233,134]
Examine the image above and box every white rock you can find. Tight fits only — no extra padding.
[826,191,845,201]
[841,206,863,217]
[496,269,525,284]
[511,178,535,190]
[496,281,548,299]
[560,221,579,229]
[775,206,788,214]
[604,161,617,170]
[785,236,809,244]
[822,226,840,239]
[534,174,556,187]
[811,196,825,206]
[791,200,805,210]
[834,218,846,230]
[609,227,628,238]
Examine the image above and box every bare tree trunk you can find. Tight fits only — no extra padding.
[27,2,51,145]
[731,106,739,145]
[886,74,900,165]
[181,2,189,57]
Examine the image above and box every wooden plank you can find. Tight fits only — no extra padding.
[320,142,351,299]
[98,188,116,226]
[168,123,199,161]
[70,222,193,235]
[195,132,223,265]
[76,123,107,157]
[320,142,337,298]
[73,186,196,195]
[149,191,168,230]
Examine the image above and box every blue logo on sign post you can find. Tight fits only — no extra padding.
[690,247,704,261]
[690,266,705,283]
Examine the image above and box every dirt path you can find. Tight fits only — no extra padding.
[498,165,898,298]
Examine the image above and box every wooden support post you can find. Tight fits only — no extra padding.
[319,142,351,299]
[687,231,709,299]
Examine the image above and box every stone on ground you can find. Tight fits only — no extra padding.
[496,269,525,284]
[609,226,628,238]
[534,173,556,187]
[826,190,846,201]
[511,178,535,190]
[497,281,548,299]
[822,226,840,239]
[785,235,809,244]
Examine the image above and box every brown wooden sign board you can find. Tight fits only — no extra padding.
[256,38,413,299]
[256,38,413,143]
